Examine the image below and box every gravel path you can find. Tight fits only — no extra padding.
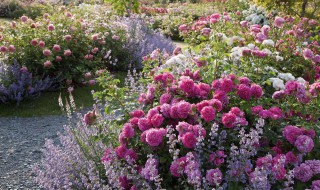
[0,116,68,189]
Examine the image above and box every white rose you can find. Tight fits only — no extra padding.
[269,78,285,90]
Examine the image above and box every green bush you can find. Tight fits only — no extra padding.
[253,0,320,19]
[0,7,128,84]
[0,0,24,18]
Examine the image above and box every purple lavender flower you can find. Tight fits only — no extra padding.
[141,155,159,181]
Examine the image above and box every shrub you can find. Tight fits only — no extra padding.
[0,0,24,18]
[98,56,320,189]
[0,7,127,83]
[0,60,57,105]
[33,96,110,189]
[119,16,175,69]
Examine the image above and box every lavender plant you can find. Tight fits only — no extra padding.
[0,61,56,105]
[33,94,112,189]
[118,16,175,69]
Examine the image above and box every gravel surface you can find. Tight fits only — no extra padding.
[0,116,68,189]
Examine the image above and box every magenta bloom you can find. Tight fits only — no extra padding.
[170,157,187,177]
[43,49,52,56]
[220,78,233,93]
[250,84,263,98]
[88,80,95,86]
[303,48,314,60]
[115,145,127,159]
[146,128,166,147]
[311,180,320,190]
[64,49,72,56]
[178,24,188,32]
[239,77,250,85]
[0,46,7,53]
[92,34,99,41]
[284,80,297,94]
[240,20,248,27]
[179,76,195,94]
[230,107,244,117]
[101,148,113,163]
[8,45,15,52]
[295,135,314,153]
[53,44,61,52]
[251,105,263,115]
[20,16,28,22]
[130,110,144,118]
[38,41,45,48]
[43,60,52,68]
[222,112,237,128]
[47,24,55,31]
[210,99,222,112]
[201,28,211,36]
[285,151,298,164]
[151,114,164,127]
[274,16,285,28]
[305,160,320,175]
[30,39,38,46]
[200,106,215,122]
[282,125,304,144]
[160,93,171,105]
[65,35,72,41]
[177,101,191,118]
[147,107,159,119]
[272,90,287,99]
[196,100,210,112]
[182,132,197,148]
[138,117,152,132]
[272,165,286,180]
[122,123,134,138]
[237,84,251,100]
[213,90,229,106]
[206,168,223,186]
[83,110,95,125]
[129,117,139,125]
[294,163,313,182]
[269,107,283,120]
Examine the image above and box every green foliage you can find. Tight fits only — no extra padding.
[0,6,129,83]
[253,0,320,19]
[0,1,54,19]
[104,0,140,16]
[0,85,102,117]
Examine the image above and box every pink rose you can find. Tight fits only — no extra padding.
[43,60,52,68]
[64,49,72,56]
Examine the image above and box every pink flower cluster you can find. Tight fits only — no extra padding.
[209,150,227,166]
[273,80,312,103]
[222,107,248,128]
[176,122,206,148]
[0,45,15,53]
[294,160,320,182]
[282,125,315,153]
[251,106,283,120]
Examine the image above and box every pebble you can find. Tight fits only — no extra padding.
[0,115,68,189]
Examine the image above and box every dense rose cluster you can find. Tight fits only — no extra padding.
[100,67,319,189]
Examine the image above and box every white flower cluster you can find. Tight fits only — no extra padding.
[242,4,268,25]
[159,53,195,75]
[223,36,245,46]
[269,73,306,90]
[262,39,275,47]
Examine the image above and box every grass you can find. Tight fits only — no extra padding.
[0,72,127,117]
[173,40,189,49]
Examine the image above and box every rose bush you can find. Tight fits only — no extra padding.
[33,1,320,189]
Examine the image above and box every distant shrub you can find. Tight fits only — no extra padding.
[0,60,57,105]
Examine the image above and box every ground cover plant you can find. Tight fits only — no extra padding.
[10,0,319,189]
